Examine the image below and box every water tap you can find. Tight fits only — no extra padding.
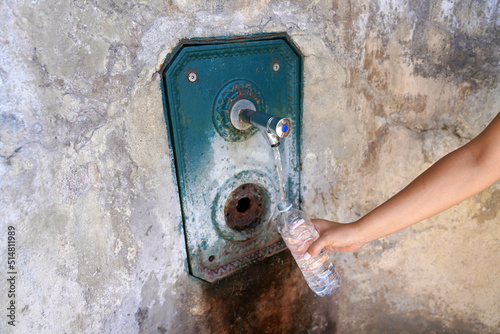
[230,99,292,147]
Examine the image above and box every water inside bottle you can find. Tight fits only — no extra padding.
[282,218,340,296]
[282,219,328,270]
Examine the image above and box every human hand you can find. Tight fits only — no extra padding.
[304,219,367,259]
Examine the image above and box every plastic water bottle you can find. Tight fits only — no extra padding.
[277,202,341,296]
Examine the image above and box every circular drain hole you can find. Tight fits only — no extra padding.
[224,183,265,230]
[236,197,251,213]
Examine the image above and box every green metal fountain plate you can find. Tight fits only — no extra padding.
[161,33,303,282]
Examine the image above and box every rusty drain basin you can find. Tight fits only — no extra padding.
[224,183,265,230]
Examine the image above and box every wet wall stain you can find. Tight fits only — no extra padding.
[198,251,339,334]
[128,250,339,334]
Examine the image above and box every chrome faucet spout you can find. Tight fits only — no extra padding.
[238,107,292,147]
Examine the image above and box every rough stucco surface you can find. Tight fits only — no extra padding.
[0,0,498,333]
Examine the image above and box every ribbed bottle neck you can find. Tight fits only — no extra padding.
[277,202,292,213]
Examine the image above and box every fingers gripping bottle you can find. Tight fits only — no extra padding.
[277,202,341,296]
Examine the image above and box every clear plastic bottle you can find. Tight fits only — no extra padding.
[277,202,341,296]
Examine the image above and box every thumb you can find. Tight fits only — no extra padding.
[304,236,329,260]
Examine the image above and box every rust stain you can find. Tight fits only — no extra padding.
[196,252,339,333]
[363,45,390,92]
[396,94,427,114]
[361,124,389,169]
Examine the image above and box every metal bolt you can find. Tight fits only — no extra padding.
[188,72,197,83]
[272,62,280,72]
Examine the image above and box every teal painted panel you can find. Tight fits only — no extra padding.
[161,34,303,282]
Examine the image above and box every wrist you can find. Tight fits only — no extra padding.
[334,219,371,251]
[351,216,378,245]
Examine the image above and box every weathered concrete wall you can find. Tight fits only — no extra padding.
[0,0,498,333]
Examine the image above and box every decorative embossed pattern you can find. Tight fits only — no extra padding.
[213,80,263,142]
[202,240,286,281]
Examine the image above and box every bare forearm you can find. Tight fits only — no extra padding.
[355,115,500,243]
[307,113,500,256]
[356,150,480,242]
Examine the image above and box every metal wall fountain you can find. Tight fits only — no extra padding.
[161,33,303,282]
